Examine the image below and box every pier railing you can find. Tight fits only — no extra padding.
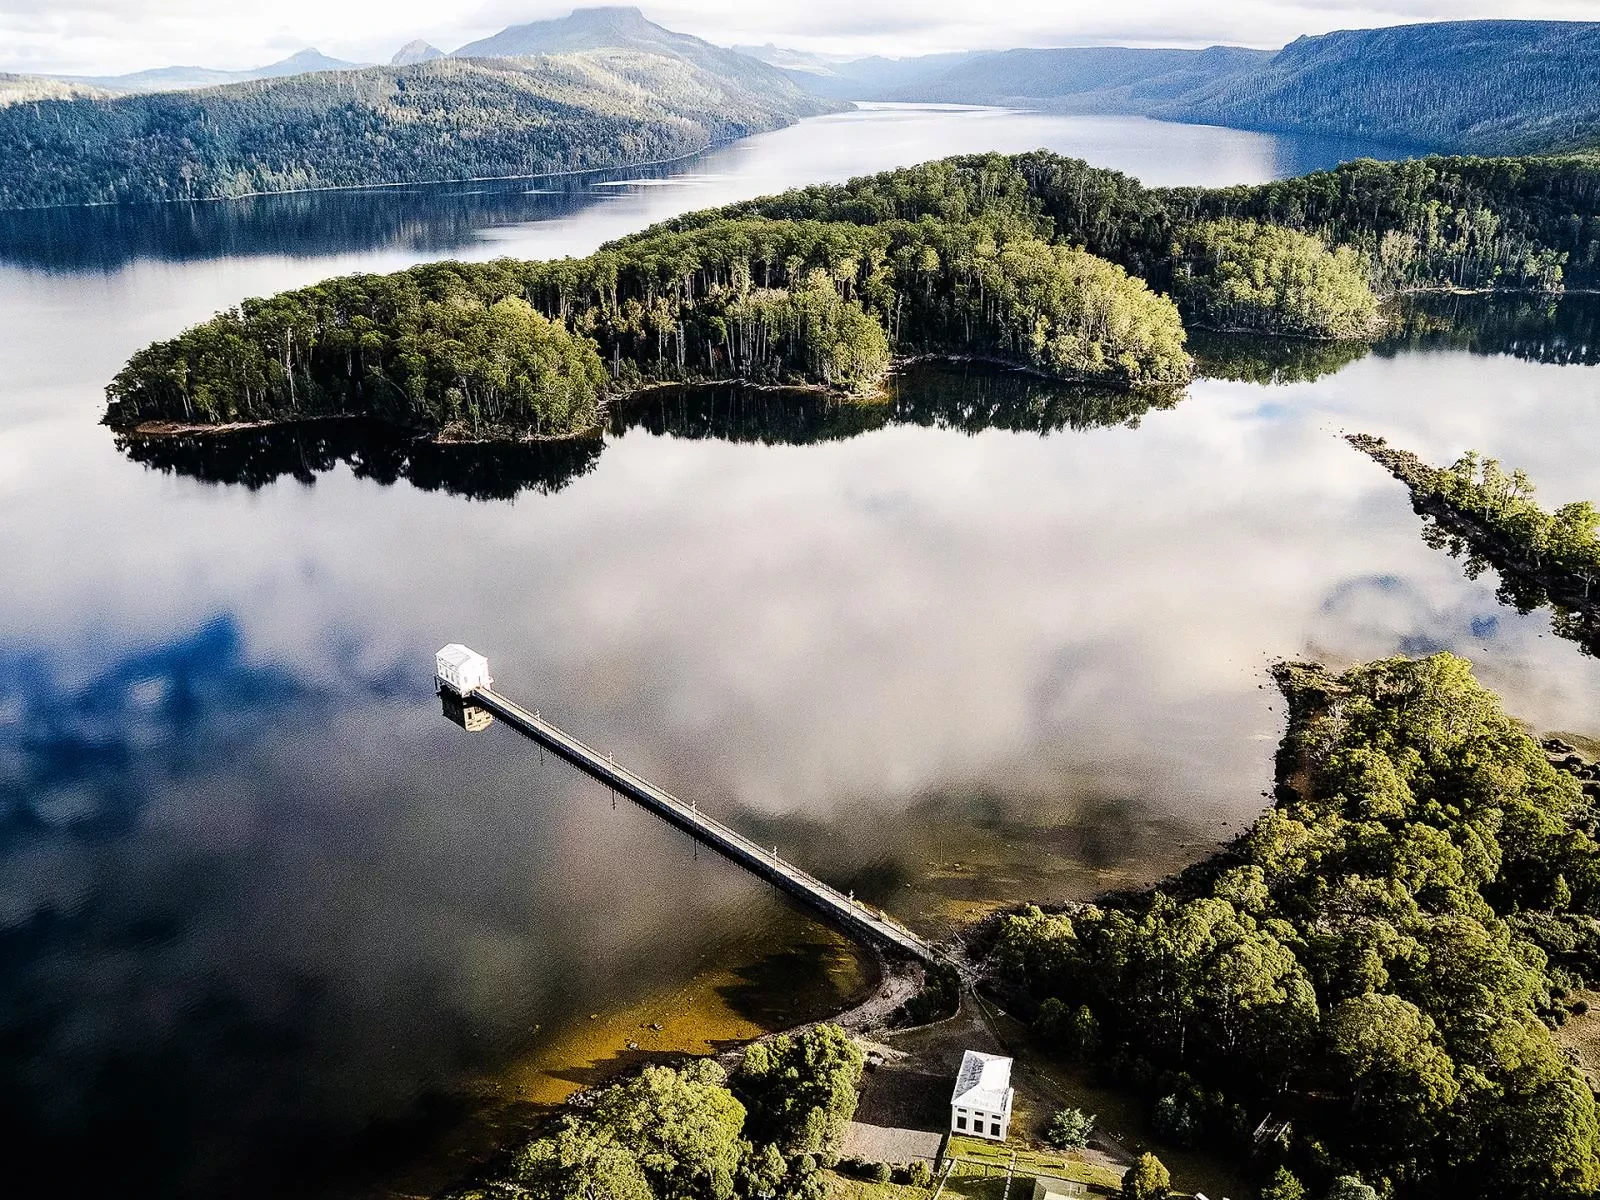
[468,684,942,967]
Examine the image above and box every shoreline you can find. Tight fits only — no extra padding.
[106,354,1181,445]
[1347,432,1600,629]
[0,133,776,216]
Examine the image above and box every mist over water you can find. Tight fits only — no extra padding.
[1,106,1596,1199]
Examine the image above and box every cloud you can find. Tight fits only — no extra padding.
[1,0,1596,75]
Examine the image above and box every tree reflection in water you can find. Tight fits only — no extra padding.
[114,364,1188,498]
[115,420,605,501]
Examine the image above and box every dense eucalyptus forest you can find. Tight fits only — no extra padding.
[995,653,1600,1200]
[446,1025,865,1200]
[106,150,1600,441]
[796,20,1600,157]
[103,202,1193,439]
[1163,20,1600,156]
[0,50,831,209]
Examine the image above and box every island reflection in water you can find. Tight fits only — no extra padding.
[113,365,1182,498]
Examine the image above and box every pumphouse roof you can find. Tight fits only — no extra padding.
[437,643,482,669]
[951,1051,1012,1110]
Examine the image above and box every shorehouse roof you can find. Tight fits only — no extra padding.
[951,1051,1012,1110]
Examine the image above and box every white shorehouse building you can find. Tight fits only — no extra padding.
[950,1050,1014,1141]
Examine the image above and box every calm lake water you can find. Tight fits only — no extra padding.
[3,105,1598,1199]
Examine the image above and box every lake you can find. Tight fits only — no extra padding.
[2,105,1597,1199]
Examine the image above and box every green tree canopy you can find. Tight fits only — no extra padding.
[1174,219,1382,339]
[1121,1153,1171,1200]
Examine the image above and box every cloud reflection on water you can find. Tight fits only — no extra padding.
[3,105,1600,1199]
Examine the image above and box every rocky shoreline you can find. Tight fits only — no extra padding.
[1347,432,1600,647]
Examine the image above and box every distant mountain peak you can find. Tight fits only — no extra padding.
[452,6,692,60]
[391,40,445,66]
[257,48,361,76]
[446,4,804,102]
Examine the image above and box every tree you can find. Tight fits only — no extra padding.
[517,1121,655,1200]
[1323,1178,1377,1200]
[1174,218,1382,339]
[737,1142,790,1200]
[1258,1166,1305,1200]
[1044,1107,1096,1151]
[1121,1153,1170,1200]
[590,1060,746,1200]
[734,1025,865,1154]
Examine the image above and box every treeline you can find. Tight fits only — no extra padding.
[0,51,831,209]
[110,149,1600,438]
[449,1024,863,1200]
[104,213,1191,438]
[1393,443,1600,596]
[994,653,1600,1199]
[0,73,114,108]
[689,151,1600,292]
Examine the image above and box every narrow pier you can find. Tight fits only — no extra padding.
[438,647,941,967]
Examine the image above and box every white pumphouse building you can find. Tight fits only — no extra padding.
[950,1050,1014,1141]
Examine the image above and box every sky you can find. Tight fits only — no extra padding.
[2,0,1598,77]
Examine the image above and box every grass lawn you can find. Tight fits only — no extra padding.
[944,1136,1124,1192]
[822,1175,936,1200]
[1555,988,1600,1085]
[822,1168,1011,1200]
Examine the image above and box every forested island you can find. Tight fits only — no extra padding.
[106,150,1600,442]
[102,189,1195,440]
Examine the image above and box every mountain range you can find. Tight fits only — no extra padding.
[3,8,1598,213]
[61,48,364,94]
[752,18,1600,153]
[452,6,786,95]
[20,7,778,99]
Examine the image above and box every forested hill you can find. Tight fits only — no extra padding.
[1167,20,1600,154]
[107,149,1600,442]
[0,48,835,209]
[771,19,1600,155]
[770,45,1266,110]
